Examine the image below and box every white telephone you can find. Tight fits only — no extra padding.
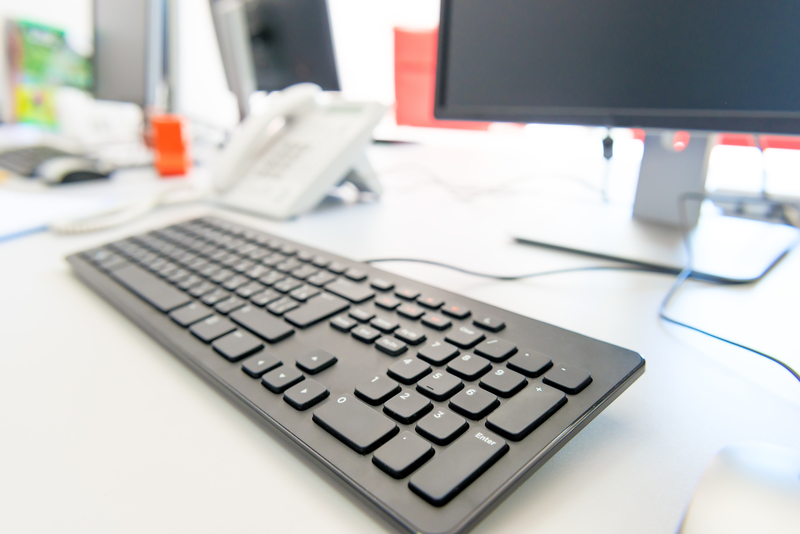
[212,83,386,220]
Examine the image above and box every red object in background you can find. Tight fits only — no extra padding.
[717,133,757,147]
[394,27,489,130]
[758,135,800,151]
[672,130,691,152]
[150,115,191,177]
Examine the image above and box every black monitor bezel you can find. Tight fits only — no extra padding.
[434,0,800,135]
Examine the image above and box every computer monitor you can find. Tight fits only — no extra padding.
[93,0,168,110]
[435,0,800,282]
[210,0,339,119]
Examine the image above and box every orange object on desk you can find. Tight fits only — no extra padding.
[394,27,489,130]
[151,115,191,177]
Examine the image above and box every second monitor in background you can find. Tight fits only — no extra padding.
[210,0,339,119]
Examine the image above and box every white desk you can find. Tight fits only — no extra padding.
[2,134,799,533]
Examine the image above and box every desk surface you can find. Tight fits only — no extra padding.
[2,136,799,533]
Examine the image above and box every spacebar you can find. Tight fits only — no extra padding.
[409,428,508,506]
[111,263,192,312]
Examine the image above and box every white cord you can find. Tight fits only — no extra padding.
[49,186,211,234]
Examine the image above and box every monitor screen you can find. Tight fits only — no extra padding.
[435,0,800,133]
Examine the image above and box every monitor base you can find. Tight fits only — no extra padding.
[511,202,800,283]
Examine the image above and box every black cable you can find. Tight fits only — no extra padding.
[658,266,800,383]
[363,258,669,280]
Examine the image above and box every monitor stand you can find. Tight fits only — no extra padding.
[511,131,800,283]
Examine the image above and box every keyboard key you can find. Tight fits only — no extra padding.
[417,371,463,401]
[169,302,213,327]
[288,284,320,302]
[486,383,567,441]
[230,306,295,343]
[417,341,459,365]
[325,279,375,303]
[296,249,314,262]
[273,278,303,294]
[397,304,425,320]
[290,264,318,280]
[313,394,398,454]
[383,390,432,424]
[188,281,216,297]
[370,317,398,333]
[284,293,349,328]
[330,315,357,332]
[177,274,203,290]
[395,287,420,300]
[441,304,470,320]
[355,375,401,405]
[306,271,336,287]
[111,264,191,312]
[409,429,508,506]
[352,325,381,344]
[349,308,375,322]
[210,268,235,284]
[244,264,270,279]
[421,314,451,331]
[214,296,247,315]
[473,315,506,332]
[266,297,300,315]
[394,327,426,345]
[212,330,264,361]
[480,368,527,398]
[416,408,468,445]
[235,281,266,298]
[326,261,347,274]
[387,357,431,384]
[543,363,592,394]
[201,288,230,306]
[446,353,492,380]
[190,315,236,343]
[242,354,282,378]
[258,271,285,286]
[370,278,394,291]
[249,288,282,307]
[506,350,553,377]
[373,431,434,479]
[375,295,401,310]
[262,366,304,393]
[284,379,329,411]
[222,274,249,290]
[449,387,499,420]
[474,338,517,362]
[417,295,443,309]
[375,336,408,356]
[445,325,485,349]
[311,254,330,268]
[275,258,302,273]
[296,349,337,374]
[344,268,367,281]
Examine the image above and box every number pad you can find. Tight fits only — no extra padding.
[449,387,499,420]
[416,371,463,401]
[415,408,468,446]
[480,368,527,398]
[355,376,401,405]
[387,357,431,384]
[383,390,433,424]
[446,353,492,380]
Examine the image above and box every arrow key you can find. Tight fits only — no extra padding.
[262,366,304,393]
[242,354,282,378]
[284,379,329,410]
[296,349,337,374]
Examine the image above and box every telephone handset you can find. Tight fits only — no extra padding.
[212,83,386,220]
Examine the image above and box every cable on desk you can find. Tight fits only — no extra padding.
[658,266,800,384]
[362,258,669,280]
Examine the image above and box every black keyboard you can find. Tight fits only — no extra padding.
[68,216,644,534]
[0,145,76,176]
